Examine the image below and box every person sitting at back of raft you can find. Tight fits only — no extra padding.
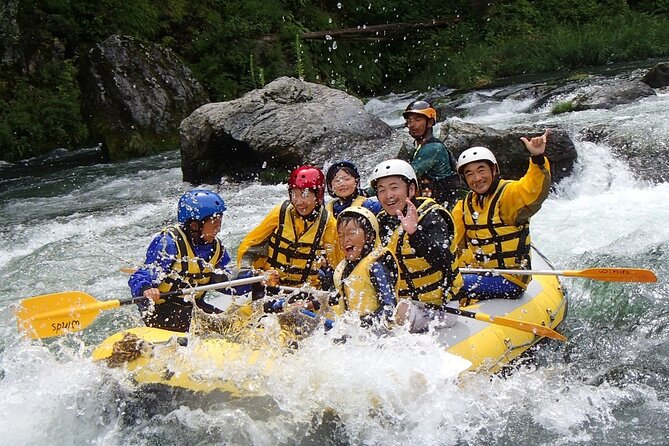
[401,100,462,209]
[452,130,551,301]
[325,161,381,218]
[370,159,464,333]
[237,165,342,294]
[329,206,398,327]
[129,189,262,332]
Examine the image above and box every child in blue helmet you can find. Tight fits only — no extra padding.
[325,161,382,218]
[129,189,261,332]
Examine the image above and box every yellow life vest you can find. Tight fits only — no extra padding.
[265,201,329,287]
[157,225,224,300]
[385,198,463,306]
[325,195,366,218]
[332,247,397,317]
[462,181,531,288]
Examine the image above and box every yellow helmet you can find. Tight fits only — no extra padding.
[337,206,381,249]
[402,100,437,122]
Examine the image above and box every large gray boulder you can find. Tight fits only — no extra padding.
[440,121,577,182]
[79,35,208,160]
[572,80,656,111]
[179,76,395,184]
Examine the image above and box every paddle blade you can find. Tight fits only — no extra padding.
[15,291,115,339]
[444,306,567,341]
[567,268,658,283]
[480,313,567,342]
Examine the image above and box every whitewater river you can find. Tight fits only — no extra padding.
[0,79,667,445]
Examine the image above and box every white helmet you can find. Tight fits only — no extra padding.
[369,159,418,191]
[456,146,498,174]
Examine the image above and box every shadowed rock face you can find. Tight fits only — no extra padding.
[79,35,208,160]
[0,0,20,65]
[179,77,394,184]
[571,80,656,111]
[440,121,577,183]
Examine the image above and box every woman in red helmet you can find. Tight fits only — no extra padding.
[237,165,342,290]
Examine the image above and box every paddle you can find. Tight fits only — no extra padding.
[15,276,265,339]
[276,285,565,340]
[442,306,566,341]
[460,267,657,283]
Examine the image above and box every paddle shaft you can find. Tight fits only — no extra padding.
[442,306,566,341]
[275,285,565,340]
[276,285,331,299]
[17,275,265,339]
[460,267,657,282]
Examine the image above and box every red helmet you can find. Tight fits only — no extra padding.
[288,165,325,202]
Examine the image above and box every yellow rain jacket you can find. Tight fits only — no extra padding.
[452,157,551,288]
[237,201,341,288]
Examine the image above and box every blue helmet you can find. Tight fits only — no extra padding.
[177,189,226,224]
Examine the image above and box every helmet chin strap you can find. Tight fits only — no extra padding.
[303,203,321,222]
[185,220,205,245]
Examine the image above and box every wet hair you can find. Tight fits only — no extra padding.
[337,214,376,258]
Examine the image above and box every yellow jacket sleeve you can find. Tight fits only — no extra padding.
[236,203,282,268]
[499,157,551,226]
[323,215,343,268]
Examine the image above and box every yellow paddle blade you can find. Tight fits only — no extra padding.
[15,291,120,339]
[444,306,567,341]
[478,313,567,341]
[563,268,657,283]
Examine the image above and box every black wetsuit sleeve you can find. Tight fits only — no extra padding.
[407,210,455,272]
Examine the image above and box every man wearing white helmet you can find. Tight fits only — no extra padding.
[452,130,551,301]
[369,159,463,332]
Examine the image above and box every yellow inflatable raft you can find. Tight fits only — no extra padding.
[92,249,567,394]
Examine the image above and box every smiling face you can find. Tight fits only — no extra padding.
[330,168,359,199]
[375,176,415,216]
[290,187,318,216]
[200,215,222,243]
[337,219,367,261]
[462,161,495,195]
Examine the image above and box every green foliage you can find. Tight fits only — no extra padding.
[3,0,669,161]
[552,101,575,114]
[0,59,87,161]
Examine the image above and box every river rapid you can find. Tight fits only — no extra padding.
[0,75,668,445]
